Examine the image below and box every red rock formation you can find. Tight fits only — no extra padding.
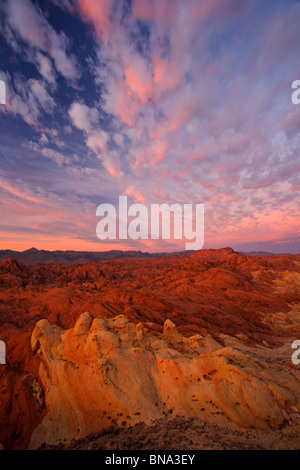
[0,248,299,449]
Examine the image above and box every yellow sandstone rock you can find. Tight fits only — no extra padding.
[29,313,300,449]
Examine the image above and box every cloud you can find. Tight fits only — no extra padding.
[4,0,79,81]
[0,178,44,204]
[69,101,122,177]
[2,72,56,126]
[69,102,99,133]
[29,79,55,111]
[35,52,56,85]
[39,147,74,167]
[76,0,115,45]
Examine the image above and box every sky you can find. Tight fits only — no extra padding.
[0,0,299,254]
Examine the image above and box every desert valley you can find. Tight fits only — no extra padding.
[0,247,299,450]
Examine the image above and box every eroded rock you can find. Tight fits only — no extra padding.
[30,313,300,449]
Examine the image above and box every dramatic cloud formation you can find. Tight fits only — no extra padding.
[0,0,299,252]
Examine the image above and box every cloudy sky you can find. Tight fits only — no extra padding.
[0,0,299,253]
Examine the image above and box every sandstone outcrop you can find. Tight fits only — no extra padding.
[29,312,300,449]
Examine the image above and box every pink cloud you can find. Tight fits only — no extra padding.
[125,63,153,105]
[77,0,115,45]
[0,179,44,205]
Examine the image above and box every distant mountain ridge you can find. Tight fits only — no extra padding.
[237,250,293,257]
[0,247,195,264]
[0,247,295,265]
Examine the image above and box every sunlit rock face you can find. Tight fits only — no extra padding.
[29,312,300,449]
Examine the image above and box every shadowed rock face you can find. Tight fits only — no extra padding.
[0,248,300,449]
[29,312,300,449]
